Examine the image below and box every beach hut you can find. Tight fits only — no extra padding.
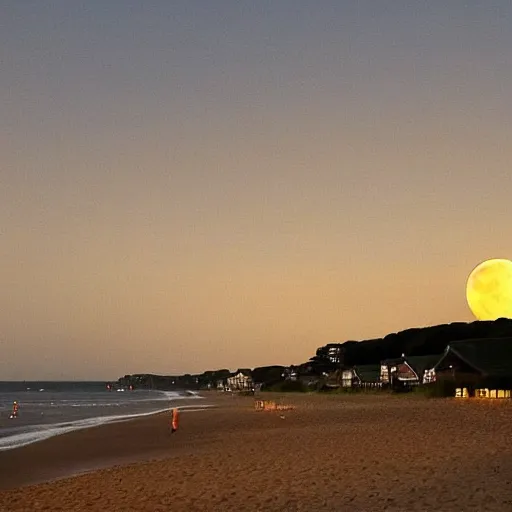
[428,337,512,397]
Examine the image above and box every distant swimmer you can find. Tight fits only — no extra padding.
[9,401,19,419]
[170,408,179,434]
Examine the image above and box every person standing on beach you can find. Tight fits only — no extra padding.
[10,401,19,419]
[171,408,179,434]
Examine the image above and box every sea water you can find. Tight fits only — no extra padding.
[0,381,210,451]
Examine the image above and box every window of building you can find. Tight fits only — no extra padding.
[455,387,468,398]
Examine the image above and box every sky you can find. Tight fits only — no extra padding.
[2,1,512,380]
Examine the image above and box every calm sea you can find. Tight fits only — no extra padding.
[0,381,209,451]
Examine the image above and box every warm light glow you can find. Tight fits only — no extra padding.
[466,259,512,320]
[455,387,468,398]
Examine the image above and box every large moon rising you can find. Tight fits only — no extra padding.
[466,259,512,320]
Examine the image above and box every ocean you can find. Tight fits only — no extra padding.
[0,381,210,451]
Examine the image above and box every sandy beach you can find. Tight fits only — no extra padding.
[1,392,512,511]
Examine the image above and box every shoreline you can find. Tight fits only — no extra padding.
[0,408,214,490]
[0,396,221,490]
[0,401,213,453]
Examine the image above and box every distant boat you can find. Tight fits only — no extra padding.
[39,388,44,392]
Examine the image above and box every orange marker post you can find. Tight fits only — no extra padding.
[171,408,179,434]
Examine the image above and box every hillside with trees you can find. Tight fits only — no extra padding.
[117,318,512,389]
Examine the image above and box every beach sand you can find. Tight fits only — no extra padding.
[1,392,512,511]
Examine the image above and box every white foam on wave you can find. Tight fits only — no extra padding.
[0,403,214,452]
[65,391,203,407]
[6,390,204,408]
[159,390,205,400]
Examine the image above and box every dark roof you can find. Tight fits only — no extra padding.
[381,357,403,366]
[406,355,443,377]
[381,354,442,378]
[353,365,381,382]
[441,337,512,378]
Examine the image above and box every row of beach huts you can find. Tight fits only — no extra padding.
[219,337,512,399]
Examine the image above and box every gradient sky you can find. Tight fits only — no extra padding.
[2,1,512,380]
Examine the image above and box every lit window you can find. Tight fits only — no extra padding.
[455,388,468,398]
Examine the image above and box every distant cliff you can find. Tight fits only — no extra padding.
[117,369,231,390]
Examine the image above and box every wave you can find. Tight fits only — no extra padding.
[0,403,214,452]
[0,390,204,409]
[58,393,203,407]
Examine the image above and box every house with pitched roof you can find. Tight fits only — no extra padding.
[380,354,442,390]
[353,365,382,388]
[226,369,254,392]
[329,365,381,388]
[425,337,512,397]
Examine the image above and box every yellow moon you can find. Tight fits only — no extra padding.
[466,259,512,320]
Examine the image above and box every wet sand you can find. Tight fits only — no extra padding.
[1,392,512,511]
